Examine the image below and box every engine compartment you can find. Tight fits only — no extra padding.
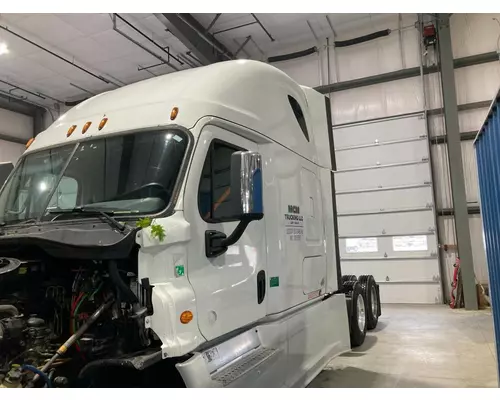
[0,247,164,388]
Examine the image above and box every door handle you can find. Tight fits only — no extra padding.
[257,270,266,304]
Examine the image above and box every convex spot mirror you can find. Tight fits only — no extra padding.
[229,151,264,221]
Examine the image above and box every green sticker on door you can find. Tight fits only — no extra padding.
[270,276,280,287]
[175,265,185,277]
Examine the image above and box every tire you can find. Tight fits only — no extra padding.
[342,274,357,284]
[344,280,366,347]
[358,275,380,330]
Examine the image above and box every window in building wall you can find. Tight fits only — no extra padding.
[346,237,378,253]
[392,235,428,252]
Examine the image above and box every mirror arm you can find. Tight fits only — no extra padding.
[205,217,258,258]
[221,219,251,248]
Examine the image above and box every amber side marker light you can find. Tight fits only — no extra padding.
[67,125,77,137]
[25,138,35,149]
[170,107,179,121]
[98,117,108,131]
[82,121,92,134]
[180,310,193,324]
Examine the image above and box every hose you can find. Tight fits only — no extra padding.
[267,28,391,64]
[334,29,391,48]
[28,299,114,387]
[22,365,52,388]
[0,304,19,317]
[44,370,55,388]
[268,47,317,63]
[108,261,138,305]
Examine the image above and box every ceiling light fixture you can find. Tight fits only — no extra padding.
[0,43,9,55]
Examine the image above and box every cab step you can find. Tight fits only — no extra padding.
[212,347,279,386]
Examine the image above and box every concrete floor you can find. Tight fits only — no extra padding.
[309,304,498,388]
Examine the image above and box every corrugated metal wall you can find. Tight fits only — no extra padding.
[273,13,500,301]
[475,97,500,374]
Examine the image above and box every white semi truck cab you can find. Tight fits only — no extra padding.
[0,60,380,388]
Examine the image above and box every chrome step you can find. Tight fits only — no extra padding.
[212,347,278,387]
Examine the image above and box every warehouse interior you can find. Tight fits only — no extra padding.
[0,12,498,388]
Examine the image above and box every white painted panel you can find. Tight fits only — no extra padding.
[330,77,423,125]
[431,141,479,209]
[0,139,24,165]
[430,108,490,138]
[459,108,489,134]
[431,143,452,209]
[341,259,440,283]
[462,140,479,204]
[270,53,321,88]
[337,187,433,214]
[334,114,426,148]
[338,210,435,237]
[377,283,441,304]
[336,26,402,82]
[302,256,326,294]
[336,139,428,170]
[334,14,420,81]
[0,108,33,140]
[469,215,488,285]
[428,114,445,138]
[335,162,431,192]
[451,13,500,58]
[455,63,500,105]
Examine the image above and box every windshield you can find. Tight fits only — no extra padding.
[0,129,189,225]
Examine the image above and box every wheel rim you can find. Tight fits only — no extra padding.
[357,294,366,332]
[371,287,378,317]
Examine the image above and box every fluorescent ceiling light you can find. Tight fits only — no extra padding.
[0,43,9,55]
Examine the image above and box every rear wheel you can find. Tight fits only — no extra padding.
[342,274,357,284]
[344,280,366,347]
[359,275,380,330]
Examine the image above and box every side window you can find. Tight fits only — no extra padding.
[288,95,309,142]
[198,141,245,222]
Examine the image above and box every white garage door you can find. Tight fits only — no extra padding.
[333,114,442,304]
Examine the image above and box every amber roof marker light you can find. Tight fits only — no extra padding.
[98,117,108,131]
[82,121,92,134]
[67,125,77,137]
[170,107,179,121]
[25,138,35,149]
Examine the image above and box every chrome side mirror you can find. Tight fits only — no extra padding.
[229,151,264,221]
[205,151,264,258]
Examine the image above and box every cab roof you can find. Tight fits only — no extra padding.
[27,60,329,167]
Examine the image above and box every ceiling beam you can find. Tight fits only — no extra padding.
[315,51,499,94]
[0,92,42,117]
[0,132,26,145]
[154,13,234,65]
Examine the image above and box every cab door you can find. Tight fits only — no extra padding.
[184,125,267,341]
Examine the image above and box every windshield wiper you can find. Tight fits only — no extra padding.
[0,218,37,228]
[48,207,126,232]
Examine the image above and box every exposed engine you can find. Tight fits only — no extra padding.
[0,252,159,388]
